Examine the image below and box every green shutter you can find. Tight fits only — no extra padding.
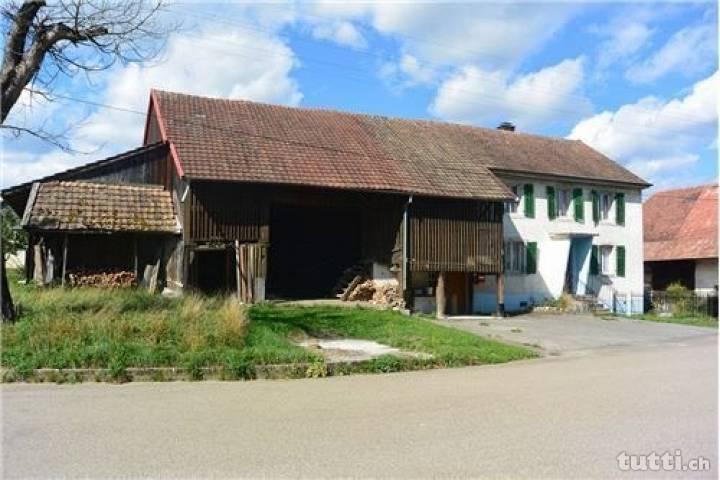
[616,246,626,277]
[573,188,584,222]
[524,184,535,218]
[546,186,556,220]
[591,190,600,223]
[526,242,537,274]
[616,193,625,225]
[590,245,599,275]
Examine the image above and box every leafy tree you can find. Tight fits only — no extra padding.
[1,205,26,259]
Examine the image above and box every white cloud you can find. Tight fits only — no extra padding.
[626,22,717,83]
[379,54,437,90]
[306,2,575,87]
[626,153,698,178]
[367,3,575,69]
[430,57,590,129]
[595,21,655,69]
[311,21,366,48]
[568,71,718,184]
[2,25,302,188]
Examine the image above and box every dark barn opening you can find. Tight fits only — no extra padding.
[192,249,235,294]
[268,203,362,299]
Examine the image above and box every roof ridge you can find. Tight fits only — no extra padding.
[151,88,581,145]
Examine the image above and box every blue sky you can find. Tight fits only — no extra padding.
[2,1,717,193]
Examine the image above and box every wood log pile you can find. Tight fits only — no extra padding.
[67,270,136,288]
[347,280,405,309]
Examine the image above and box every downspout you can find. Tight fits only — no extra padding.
[402,195,413,307]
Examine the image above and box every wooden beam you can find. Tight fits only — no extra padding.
[61,234,68,287]
[133,236,139,280]
[436,271,446,319]
[496,272,505,317]
[234,240,241,302]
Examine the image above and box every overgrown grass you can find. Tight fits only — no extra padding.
[3,269,535,381]
[250,304,536,367]
[3,270,315,378]
[635,313,718,329]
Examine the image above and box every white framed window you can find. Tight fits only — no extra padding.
[504,241,526,273]
[599,245,613,275]
[600,192,612,221]
[505,185,520,214]
[557,188,572,218]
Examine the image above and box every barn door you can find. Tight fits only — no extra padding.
[235,242,268,303]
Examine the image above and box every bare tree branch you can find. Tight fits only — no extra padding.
[1,0,177,124]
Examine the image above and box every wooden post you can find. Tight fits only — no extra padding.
[24,235,33,284]
[133,236,139,280]
[234,240,241,302]
[496,272,505,317]
[61,234,68,287]
[436,271,446,319]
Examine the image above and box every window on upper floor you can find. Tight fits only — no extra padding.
[505,185,520,214]
[557,188,572,218]
[600,192,612,221]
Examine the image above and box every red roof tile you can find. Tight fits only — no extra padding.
[644,184,718,261]
[152,90,648,201]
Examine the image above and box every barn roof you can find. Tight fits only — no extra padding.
[644,184,718,261]
[21,181,179,233]
[151,89,649,200]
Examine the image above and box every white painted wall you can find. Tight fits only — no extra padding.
[473,174,645,314]
[695,258,718,294]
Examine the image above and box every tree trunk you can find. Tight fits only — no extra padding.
[1,244,16,322]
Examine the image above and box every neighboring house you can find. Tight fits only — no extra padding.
[1,90,649,315]
[644,184,718,295]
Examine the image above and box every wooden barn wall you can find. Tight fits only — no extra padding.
[145,107,162,144]
[187,182,268,243]
[409,197,503,273]
[69,144,171,189]
[186,182,404,266]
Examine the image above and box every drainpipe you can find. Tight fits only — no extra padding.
[402,195,413,308]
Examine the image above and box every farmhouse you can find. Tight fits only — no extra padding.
[644,184,718,294]
[2,90,649,315]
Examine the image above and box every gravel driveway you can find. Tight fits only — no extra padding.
[438,313,717,355]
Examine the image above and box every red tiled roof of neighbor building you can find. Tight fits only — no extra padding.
[22,181,179,233]
[150,90,648,201]
[644,184,718,261]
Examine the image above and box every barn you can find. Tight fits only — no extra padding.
[3,89,519,316]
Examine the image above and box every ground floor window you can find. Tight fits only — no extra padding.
[505,241,526,273]
[599,245,613,275]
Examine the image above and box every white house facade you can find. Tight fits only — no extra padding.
[473,174,645,315]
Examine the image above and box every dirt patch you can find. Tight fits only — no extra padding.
[297,338,431,363]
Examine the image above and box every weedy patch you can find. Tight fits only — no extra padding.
[3,269,536,383]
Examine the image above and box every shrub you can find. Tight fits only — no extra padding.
[666,282,691,316]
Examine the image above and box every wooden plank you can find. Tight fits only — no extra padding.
[436,271,446,319]
[61,234,68,287]
[234,240,241,302]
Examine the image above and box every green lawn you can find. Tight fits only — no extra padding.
[2,269,535,381]
[635,313,717,329]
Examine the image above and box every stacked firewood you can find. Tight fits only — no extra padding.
[67,270,136,288]
[347,280,405,309]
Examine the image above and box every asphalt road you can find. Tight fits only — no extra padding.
[2,335,717,479]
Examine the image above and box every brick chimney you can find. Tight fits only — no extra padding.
[497,121,515,132]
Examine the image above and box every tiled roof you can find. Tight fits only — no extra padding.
[23,181,179,233]
[152,90,648,201]
[644,184,718,261]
